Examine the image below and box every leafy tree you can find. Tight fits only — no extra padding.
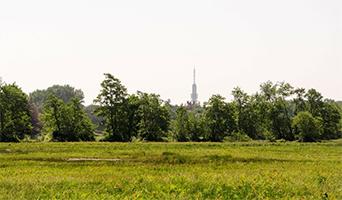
[93,73,130,141]
[292,111,321,142]
[165,99,177,120]
[259,81,294,140]
[335,101,342,110]
[126,94,142,140]
[175,105,191,142]
[28,89,46,113]
[292,88,306,116]
[83,104,105,132]
[305,88,323,118]
[136,91,170,141]
[29,84,85,113]
[232,87,265,139]
[189,111,205,142]
[66,98,95,141]
[41,94,95,141]
[0,83,32,142]
[192,104,205,115]
[203,95,236,142]
[42,94,64,140]
[301,90,341,140]
[232,87,248,134]
[320,103,341,139]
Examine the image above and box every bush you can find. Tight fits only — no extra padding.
[264,131,276,142]
[224,132,252,142]
[292,111,321,142]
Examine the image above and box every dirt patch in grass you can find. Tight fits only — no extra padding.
[66,158,129,162]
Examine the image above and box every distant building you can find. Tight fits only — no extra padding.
[191,67,198,105]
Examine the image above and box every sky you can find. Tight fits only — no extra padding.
[1,0,341,105]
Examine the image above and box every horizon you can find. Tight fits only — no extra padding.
[1,75,341,106]
[1,0,341,105]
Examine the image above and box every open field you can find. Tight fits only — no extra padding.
[1,141,342,199]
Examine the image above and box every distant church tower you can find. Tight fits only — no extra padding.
[191,67,198,104]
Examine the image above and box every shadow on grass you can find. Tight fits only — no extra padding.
[142,152,314,165]
[4,153,314,165]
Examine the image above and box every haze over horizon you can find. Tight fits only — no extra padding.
[1,0,341,105]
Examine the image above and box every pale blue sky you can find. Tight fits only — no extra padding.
[1,0,341,105]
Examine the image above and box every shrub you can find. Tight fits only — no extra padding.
[264,131,276,142]
[224,132,252,142]
[292,111,321,142]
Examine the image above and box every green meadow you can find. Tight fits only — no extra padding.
[1,141,341,199]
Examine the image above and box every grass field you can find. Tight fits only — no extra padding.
[1,141,341,199]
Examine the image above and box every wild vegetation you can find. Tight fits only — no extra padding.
[0,73,341,142]
[1,141,341,199]
[1,75,341,199]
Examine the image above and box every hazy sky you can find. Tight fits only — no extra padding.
[1,0,341,105]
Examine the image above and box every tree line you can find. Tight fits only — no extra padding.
[1,73,341,142]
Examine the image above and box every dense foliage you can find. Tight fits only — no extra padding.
[203,95,236,142]
[93,74,170,142]
[29,84,84,113]
[175,105,192,141]
[189,81,341,142]
[41,94,95,141]
[136,91,170,141]
[1,76,341,142]
[93,73,130,141]
[0,83,32,142]
[292,111,321,142]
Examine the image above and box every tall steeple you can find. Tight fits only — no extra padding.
[191,67,198,104]
[193,67,196,84]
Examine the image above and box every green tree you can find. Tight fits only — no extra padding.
[232,87,266,139]
[292,88,307,115]
[136,91,170,141]
[320,103,341,139]
[42,94,64,140]
[189,111,205,142]
[292,111,321,142]
[28,89,46,113]
[335,101,342,111]
[126,94,141,141]
[29,84,85,113]
[64,98,95,141]
[165,99,177,120]
[83,104,105,132]
[175,105,191,142]
[41,94,95,141]
[203,95,236,142]
[0,83,32,142]
[232,87,248,133]
[260,81,294,140]
[305,88,323,118]
[93,73,129,141]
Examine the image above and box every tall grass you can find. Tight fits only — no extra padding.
[1,141,341,199]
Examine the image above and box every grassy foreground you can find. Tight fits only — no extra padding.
[1,141,341,199]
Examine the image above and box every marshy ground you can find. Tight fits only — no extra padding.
[1,141,341,199]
